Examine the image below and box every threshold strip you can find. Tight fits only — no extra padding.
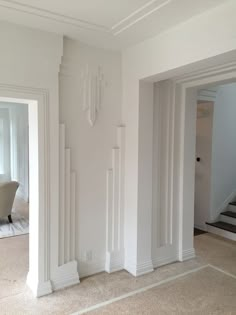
[71,264,210,315]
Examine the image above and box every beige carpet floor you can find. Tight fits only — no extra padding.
[82,266,236,315]
[0,233,235,315]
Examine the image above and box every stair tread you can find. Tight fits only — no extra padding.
[206,221,236,233]
[221,211,236,219]
[229,201,236,206]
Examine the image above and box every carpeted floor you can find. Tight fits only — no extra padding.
[0,232,235,315]
[80,266,236,314]
[0,196,29,239]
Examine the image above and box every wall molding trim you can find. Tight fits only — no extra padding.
[0,0,173,36]
[105,249,124,273]
[105,125,125,273]
[78,259,105,279]
[27,273,52,298]
[152,252,178,268]
[0,0,108,32]
[125,259,154,277]
[59,124,79,286]
[51,261,80,291]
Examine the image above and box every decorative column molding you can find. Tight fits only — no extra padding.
[52,123,79,290]
[81,65,106,127]
[105,125,125,273]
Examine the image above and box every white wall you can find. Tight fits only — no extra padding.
[60,38,122,277]
[0,21,64,294]
[122,0,236,271]
[1,0,236,290]
[210,82,236,219]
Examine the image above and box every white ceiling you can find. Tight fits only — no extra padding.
[0,0,229,50]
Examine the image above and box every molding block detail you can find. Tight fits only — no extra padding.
[58,124,79,284]
[52,261,79,290]
[182,248,196,261]
[125,260,154,277]
[81,65,106,127]
[27,273,52,298]
[105,125,125,273]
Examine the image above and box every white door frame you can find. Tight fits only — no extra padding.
[0,84,51,297]
[174,62,236,260]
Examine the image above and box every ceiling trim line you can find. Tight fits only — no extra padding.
[112,0,172,36]
[0,0,109,32]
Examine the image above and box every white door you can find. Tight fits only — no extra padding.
[194,101,214,230]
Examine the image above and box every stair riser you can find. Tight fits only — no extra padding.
[228,205,236,213]
[206,224,236,241]
[220,215,236,226]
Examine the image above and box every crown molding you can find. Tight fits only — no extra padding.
[0,0,109,32]
[0,0,173,37]
[111,0,172,36]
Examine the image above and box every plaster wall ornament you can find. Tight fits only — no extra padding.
[81,65,106,126]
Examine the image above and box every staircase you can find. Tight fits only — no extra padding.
[206,202,236,241]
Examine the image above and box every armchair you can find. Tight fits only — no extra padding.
[0,181,19,223]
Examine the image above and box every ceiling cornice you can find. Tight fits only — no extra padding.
[111,0,171,36]
[0,0,109,32]
[0,0,173,37]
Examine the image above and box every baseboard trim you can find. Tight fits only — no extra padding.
[182,248,196,261]
[78,259,105,278]
[206,224,236,241]
[105,250,124,273]
[51,260,80,291]
[27,272,52,297]
[125,259,154,277]
[152,253,178,268]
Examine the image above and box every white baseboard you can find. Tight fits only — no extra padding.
[206,224,236,241]
[78,259,105,278]
[125,259,154,277]
[105,249,124,273]
[51,260,80,291]
[27,272,52,297]
[182,248,196,261]
[152,253,178,268]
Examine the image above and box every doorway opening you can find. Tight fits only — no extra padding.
[194,82,236,240]
[179,64,236,257]
[0,88,51,297]
[146,61,236,267]
[0,100,29,297]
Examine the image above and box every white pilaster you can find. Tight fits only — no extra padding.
[105,126,125,273]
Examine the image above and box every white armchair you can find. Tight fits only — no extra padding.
[0,181,19,223]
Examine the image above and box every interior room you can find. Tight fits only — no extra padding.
[0,101,29,297]
[0,1,235,314]
[195,82,236,239]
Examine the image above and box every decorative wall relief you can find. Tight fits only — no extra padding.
[59,124,77,267]
[105,125,125,273]
[81,65,106,127]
